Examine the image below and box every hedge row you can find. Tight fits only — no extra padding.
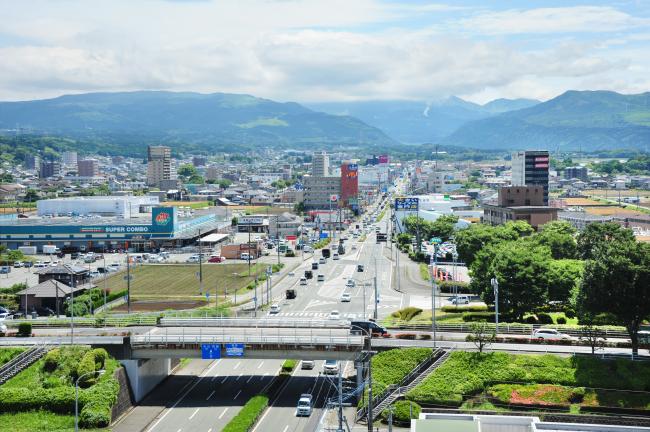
[222,395,269,432]
[280,359,297,375]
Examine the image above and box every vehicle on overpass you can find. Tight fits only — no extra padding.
[296,393,313,416]
[350,320,387,336]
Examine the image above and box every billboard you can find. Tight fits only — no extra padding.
[378,155,389,164]
[238,216,265,225]
[395,197,419,210]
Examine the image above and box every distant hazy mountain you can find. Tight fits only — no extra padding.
[0,91,395,152]
[308,97,539,143]
[443,90,650,151]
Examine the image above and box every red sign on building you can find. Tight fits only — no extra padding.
[340,162,359,208]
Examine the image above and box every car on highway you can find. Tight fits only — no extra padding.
[301,360,315,370]
[357,264,364,272]
[319,257,326,264]
[323,360,339,375]
[296,393,313,416]
[448,295,470,305]
[0,321,7,336]
[299,277,308,285]
[285,289,297,299]
[351,245,357,250]
[533,328,572,341]
[345,279,355,288]
[340,293,351,302]
[329,310,341,320]
[269,304,281,314]
[332,253,340,260]
[317,274,325,282]
[311,262,319,270]
[288,271,295,277]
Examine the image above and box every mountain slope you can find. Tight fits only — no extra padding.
[308,97,539,143]
[0,91,395,152]
[443,90,650,150]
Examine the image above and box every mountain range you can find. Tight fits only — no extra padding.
[0,90,649,154]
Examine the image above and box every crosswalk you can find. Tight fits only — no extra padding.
[271,311,364,319]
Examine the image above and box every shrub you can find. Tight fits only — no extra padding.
[442,305,488,313]
[17,322,32,337]
[285,250,296,257]
[92,348,108,369]
[524,315,539,324]
[76,351,97,388]
[43,349,61,373]
[565,309,576,319]
[556,317,567,325]
[592,312,618,326]
[383,400,421,424]
[438,280,471,294]
[461,312,494,322]
[537,313,554,325]
[393,307,423,321]
[419,334,432,340]
[222,395,269,432]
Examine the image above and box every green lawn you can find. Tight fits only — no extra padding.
[102,263,266,298]
[0,410,107,432]
[0,348,25,367]
[407,351,650,414]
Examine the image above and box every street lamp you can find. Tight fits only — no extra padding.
[491,277,499,336]
[350,324,375,432]
[75,369,105,432]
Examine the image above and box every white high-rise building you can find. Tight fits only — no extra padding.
[147,146,172,187]
[312,151,329,176]
[62,151,78,166]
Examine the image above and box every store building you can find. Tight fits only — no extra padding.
[340,161,359,211]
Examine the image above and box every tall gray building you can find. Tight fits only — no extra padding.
[312,151,330,176]
[511,150,550,205]
[147,146,172,187]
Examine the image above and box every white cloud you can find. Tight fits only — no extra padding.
[458,6,650,35]
[0,1,647,103]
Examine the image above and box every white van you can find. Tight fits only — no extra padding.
[299,277,308,286]
[240,252,251,261]
[449,295,470,305]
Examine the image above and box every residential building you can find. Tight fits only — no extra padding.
[24,154,40,170]
[483,186,558,230]
[39,160,61,178]
[147,145,172,187]
[0,183,25,202]
[61,151,78,166]
[559,211,612,231]
[303,175,341,210]
[511,150,550,204]
[564,166,588,181]
[77,159,99,177]
[312,151,330,176]
[192,156,207,167]
[206,166,219,181]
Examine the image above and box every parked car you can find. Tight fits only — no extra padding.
[0,321,7,336]
[323,360,339,375]
[300,360,315,370]
[448,295,469,305]
[186,255,201,263]
[0,266,11,274]
[533,328,572,341]
[208,256,225,263]
[89,270,100,278]
[296,393,313,417]
[23,261,33,268]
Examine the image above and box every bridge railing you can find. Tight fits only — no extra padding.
[131,327,365,348]
[159,317,350,329]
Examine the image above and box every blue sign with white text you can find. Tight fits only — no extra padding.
[201,344,221,359]
[225,343,245,357]
[395,197,419,211]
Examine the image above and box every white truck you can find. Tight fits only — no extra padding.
[296,394,312,417]
[42,245,59,254]
[18,246,37,255]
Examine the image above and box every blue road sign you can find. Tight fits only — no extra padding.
[225,343,244,357]
[395,197,419,211]
[201,344,221,360]
[320,232,329,239]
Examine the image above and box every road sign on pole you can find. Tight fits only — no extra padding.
[394,197,419,211]
[201,344,221,359]
[225,343,245,357]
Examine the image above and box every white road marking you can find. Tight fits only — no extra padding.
[236,373,243,380]
[234,390,242,399]
[218,408,229,419]
[145,360,220,432]
[207,429,212,432]
[246,375,254,383]
[234,361,241,369]
[257,361,264,369]
[206,390,215,400]
[282,426,289,432]
[221,376,228,384]
[189,408,200,420]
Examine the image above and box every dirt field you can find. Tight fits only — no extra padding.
[562,198,604,206]
[112,299,207,312]
[585,207,647,217]
[102,263,266,298]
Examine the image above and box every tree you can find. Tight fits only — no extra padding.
[576,222,635,260]
[293,201,305,214]
[579,323,607,354]
[467,322,496,353]
[578,240,650,355]
[0,172,13,183]
[217,179,232,189]
[534,221,577,259]
[429,215,459,241]
[177,164,198,178]
[547,259,583,304]
[23,189,39,202]
[471,241,551,320]
[454,223,519,266]
[187,174,204,184]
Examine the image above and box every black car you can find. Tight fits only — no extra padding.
[23,261,34,268]
[285,289,297,299]
[71,252,80,259]
[35,307,56,317]
[357,264,364,272]
[350,320,387,336]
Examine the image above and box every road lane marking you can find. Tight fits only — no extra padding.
[176,429,182,432]
[282,426,289,432]
[218,408,229,419]
[234,390,242,399]
[236,373,243,380]
[189,408,200,420]
[221,376,228,383]
[207,429,212,432]
[257,361,264,369]
[234,361,241,369]
[206,390,215,400]
[246,375,253,383]
[145,360,220,432]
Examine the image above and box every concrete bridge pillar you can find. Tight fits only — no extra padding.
[120,358,172,403]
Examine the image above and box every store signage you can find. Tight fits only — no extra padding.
[238,216,265,225]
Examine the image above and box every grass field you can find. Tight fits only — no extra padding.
[103,263,266,298]
[160,201,210,209]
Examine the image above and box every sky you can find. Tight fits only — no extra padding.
[1,0,649,104]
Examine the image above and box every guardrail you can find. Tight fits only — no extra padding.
[4,314,158,328]
[159,317,350,329]
[131,328,364,348]
[385,322,630,339]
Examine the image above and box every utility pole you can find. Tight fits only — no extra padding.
[373,274,378,320]
[198,229,203,295]
[70,267,75,345]
[367,351,374,432]
[491,277,499,336]
[432,244,438,347]
[102,247,107,311]
[248,222,251,277]
[388,405,394,432]
[338,365,344,432]
[126,251,131,314]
